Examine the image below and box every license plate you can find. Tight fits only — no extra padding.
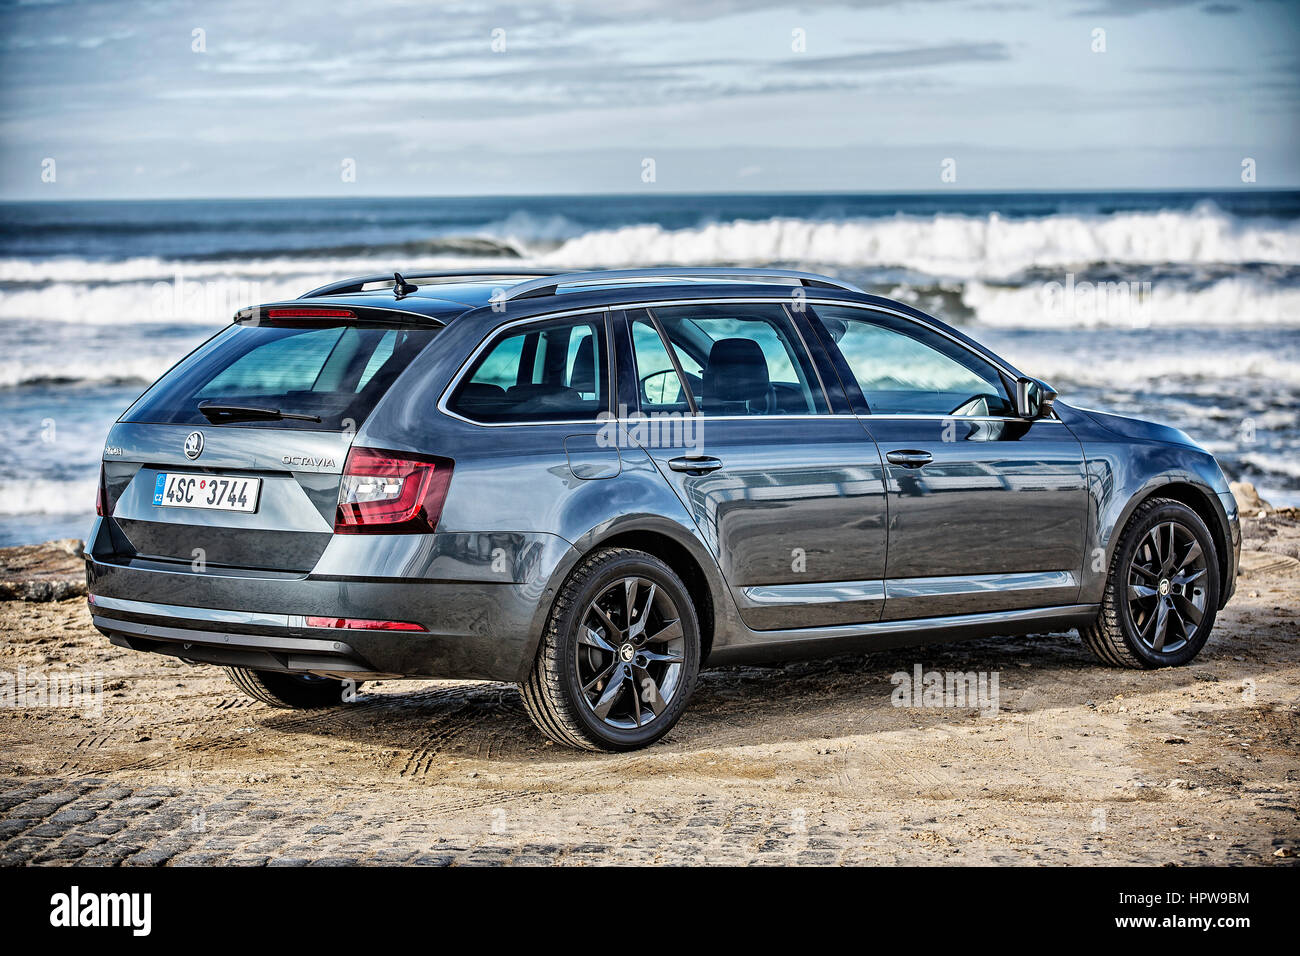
[153,473,261,513]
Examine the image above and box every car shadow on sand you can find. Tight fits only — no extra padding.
[254,627,1249,772]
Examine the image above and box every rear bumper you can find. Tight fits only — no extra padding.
[93,596,386,679]
[85,526,577,682]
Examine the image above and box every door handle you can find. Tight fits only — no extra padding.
[886,450,933,468]
[668,455,724,474]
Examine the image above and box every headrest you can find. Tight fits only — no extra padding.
[703,337,770,411]
[570,335,595,393]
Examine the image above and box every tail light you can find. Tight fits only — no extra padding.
[95,464,111,517]
[334,447,453,534]
[305,616,424,631]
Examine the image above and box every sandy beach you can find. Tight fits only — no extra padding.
[1,501,1296,866]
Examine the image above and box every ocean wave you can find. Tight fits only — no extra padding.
[3,205,1297,285]
[0,478,97,515]
[0,276,313,324]
[0,252,523,286]
[2,272,1294,333]
[477,210,587,245]
[538,206,1300,279]
[1240,452,1300,480]
[180,235,523,262]
[960,276,1300,328]
[0,354,165,388]
[1,205,1298,328]
[1001,348,1300,389]
[0,252,533,322]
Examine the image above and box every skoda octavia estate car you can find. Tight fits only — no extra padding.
[87,268,1240,751]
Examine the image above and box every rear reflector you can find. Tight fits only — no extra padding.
[304,616,424,631]
[265,308,356,319]
[334,446,454,534]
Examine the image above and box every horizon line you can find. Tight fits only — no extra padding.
[3,185,1299,204]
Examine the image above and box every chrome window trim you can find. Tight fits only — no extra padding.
[862,414,1064,424]
[624,413,862,421]
[438,297,1059,428]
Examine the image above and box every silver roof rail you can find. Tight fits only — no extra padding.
[301,270,563,299]
[501,268,865,301]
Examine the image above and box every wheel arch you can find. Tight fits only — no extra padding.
[515,514,730,682]
[1107,478,1233,607]
[591,528,716,663]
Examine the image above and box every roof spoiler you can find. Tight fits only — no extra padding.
[233,303,446,327]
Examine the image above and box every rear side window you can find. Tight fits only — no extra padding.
[124,323,437,431]
[448,314,608,423]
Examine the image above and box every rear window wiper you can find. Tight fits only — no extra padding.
[197,401,323,424]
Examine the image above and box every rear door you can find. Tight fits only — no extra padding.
[620,302,889,630]
[808,304,1089,620]
[101,317,438,572]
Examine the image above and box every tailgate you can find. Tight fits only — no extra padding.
[102,422,352,572]
[96,314,439,572]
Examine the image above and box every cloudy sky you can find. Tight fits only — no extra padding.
[1,0,1297,198]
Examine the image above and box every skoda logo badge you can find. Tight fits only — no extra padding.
[184,431,204,460]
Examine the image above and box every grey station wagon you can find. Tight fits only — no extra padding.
[87,268,1240,750]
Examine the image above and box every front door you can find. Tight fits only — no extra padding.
[808,304,1089,621]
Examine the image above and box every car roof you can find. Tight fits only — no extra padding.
[245,268,1022,378]
[282,267,867,322]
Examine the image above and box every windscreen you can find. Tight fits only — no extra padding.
[123,322,438,430]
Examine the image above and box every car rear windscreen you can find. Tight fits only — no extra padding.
[123,322,438,431]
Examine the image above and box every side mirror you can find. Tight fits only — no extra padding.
[1015,376,1057,420]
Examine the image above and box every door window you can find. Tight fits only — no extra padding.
[630,305,828,416]
[813,306,1014,417]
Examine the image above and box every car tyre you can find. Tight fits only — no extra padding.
[521,547,700,752]
[1081,497,1220,669]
